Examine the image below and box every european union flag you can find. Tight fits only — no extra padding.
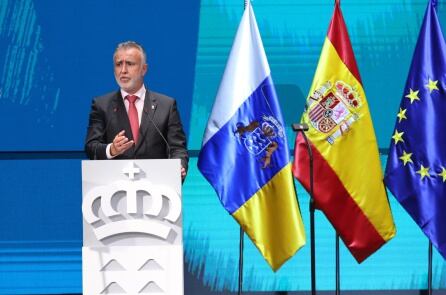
[385,0,446,259]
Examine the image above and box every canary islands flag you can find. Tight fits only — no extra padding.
[385,0,446,259]
[197,2,306,271]
[293,0,395,262]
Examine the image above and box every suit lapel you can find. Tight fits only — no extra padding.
[135,90,157,152]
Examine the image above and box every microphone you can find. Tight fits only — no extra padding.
[144,105,171,159]
[292,123,309,132]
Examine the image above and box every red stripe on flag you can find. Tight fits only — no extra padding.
[327,2,362,85]
[292,133,385,262]
[309,104,324,121]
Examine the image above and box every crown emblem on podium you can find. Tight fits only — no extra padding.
[82,162,181,241]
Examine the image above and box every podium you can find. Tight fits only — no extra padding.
[81,159,183,295]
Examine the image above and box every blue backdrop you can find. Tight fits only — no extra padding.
[0,0,198,151]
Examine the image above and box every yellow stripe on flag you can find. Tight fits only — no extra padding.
[233,164,306,271]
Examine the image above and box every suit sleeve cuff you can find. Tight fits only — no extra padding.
[106,143,116,159]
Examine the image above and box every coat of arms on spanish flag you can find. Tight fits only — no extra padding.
[293,0,396,262]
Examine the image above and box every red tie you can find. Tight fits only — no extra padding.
[125,95,139,143]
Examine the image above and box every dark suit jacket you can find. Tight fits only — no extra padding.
[85,89,188,171]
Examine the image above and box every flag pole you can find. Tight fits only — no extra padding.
[428,241,432,295]
[238,227,244,295]
[292,123,316,295]
[334,0,341,293]
[335,233,340,295]
[429,1,437,290]
[238,2,248,293]
[332,0,342,291]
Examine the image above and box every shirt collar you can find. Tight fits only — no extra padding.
[120,84,146,101]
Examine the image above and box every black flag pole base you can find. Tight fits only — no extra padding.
[292,122,316,295]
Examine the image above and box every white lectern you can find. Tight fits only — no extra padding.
[81,159,183,295]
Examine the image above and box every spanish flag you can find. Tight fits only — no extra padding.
[293,0,395,262]
[198,2,305,271]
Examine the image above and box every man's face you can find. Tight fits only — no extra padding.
[114,47,147,94]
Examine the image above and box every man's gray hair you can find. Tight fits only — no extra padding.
[114,41,147,64]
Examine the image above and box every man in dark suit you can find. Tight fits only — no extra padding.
[85,41,188,179]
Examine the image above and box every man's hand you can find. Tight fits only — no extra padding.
[110,130,134,156]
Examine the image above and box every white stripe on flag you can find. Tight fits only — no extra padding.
[201,3,270,146]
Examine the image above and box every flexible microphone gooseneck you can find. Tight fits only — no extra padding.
[144,104,171,159]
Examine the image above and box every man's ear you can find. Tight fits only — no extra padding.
[142,63,148,76]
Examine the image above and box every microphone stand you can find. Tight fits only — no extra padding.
[292,123,316,295]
